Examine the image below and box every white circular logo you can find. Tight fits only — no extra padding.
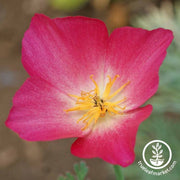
[142,140,172,169]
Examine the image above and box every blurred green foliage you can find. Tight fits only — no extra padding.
[123,114,180,180]
[58,161,88,180]
[125,1,180,180]
[50,0,88,12]
[132,1,180,114]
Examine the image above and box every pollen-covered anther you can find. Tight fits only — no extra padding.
[65,75,130,130]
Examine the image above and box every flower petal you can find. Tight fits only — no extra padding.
[22,14,109,94]
[71,105,152,167]
[5,78,89,141]
[105,27,173,110]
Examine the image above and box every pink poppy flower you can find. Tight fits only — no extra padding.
[6,14,173,167]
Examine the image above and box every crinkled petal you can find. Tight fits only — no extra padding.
[5,78,89,141]
[71,105,152,167]
[22,14,109,94]
[105,27,173,110]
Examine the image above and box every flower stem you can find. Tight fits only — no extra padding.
[113,165,124,180]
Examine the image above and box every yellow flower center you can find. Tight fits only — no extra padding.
[65,75,130,130]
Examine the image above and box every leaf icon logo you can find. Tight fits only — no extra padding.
[142,140,172,170]
[150,142,164,166]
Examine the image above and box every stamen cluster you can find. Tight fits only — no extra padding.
[65,75,130,130]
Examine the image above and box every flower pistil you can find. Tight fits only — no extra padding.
[65,75,130,130]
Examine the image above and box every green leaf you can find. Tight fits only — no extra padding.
[74,161,88,180]
[50,0,88,12]
[58,177,65,180]
[65,172,75,180]
[58,161,88,180]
